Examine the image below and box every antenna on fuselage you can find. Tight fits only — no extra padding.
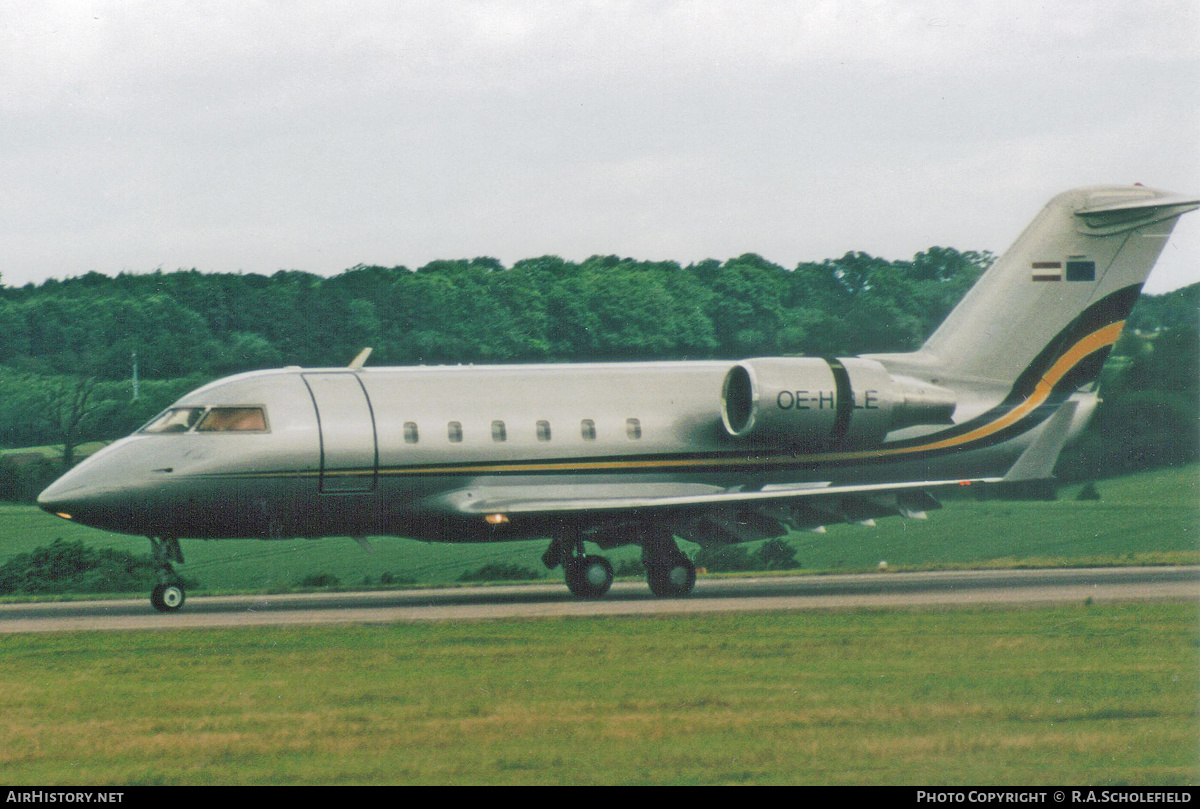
[348,347,373,371]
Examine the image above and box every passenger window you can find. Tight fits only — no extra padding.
[403,422,419,444]
[492,420,507,442]
[448,421,463,443]
[581,419,596,441]
[196,407,268,432]
[626,418,642,440]
[142,407,204,434]
[536,420,551,441]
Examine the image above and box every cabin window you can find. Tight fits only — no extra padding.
[581,419,596,441]
[536,420,551,441]
[141,407,204,434]
[626,418,642,440]
[492,420,507,442]
[403,422,419,444]
[448,421,463,443]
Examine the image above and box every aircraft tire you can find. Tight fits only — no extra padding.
[647,557,696,598]
[564,555,613,598]
[151,583,186,613]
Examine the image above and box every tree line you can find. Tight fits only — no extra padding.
[0,248,994,380]
[0,250,1193,497]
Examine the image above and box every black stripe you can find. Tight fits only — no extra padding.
[825,357,853,444]
[1005,284,1141,404]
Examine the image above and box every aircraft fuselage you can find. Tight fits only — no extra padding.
[36,357,1040,542]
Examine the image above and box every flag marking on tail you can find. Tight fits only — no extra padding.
[1031,259,1096,282]
[1032,261,1063,282]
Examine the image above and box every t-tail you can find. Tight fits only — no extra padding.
[872,185,1198,398]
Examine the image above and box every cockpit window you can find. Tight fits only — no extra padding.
[141,407,205,434]
[140,406,268,434]
[196,407,268,432]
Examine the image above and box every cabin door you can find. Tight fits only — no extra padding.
[302,373,378,493]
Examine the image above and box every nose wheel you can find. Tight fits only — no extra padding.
[149,537,186,612]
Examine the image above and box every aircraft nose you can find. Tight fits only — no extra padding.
[37,471,99,520]
[35,437,159,529]
[36,453,143,528]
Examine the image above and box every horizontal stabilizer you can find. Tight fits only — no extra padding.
[1075,190,1200,215]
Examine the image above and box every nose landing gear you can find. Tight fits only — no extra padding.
[149,537,186,612]
[151,582,186,612]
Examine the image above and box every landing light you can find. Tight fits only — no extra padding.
[484,513,509,525]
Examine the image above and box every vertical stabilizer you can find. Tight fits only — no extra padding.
[916,186,1197,387]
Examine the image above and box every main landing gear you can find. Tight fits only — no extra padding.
[542,526,697,599]
[565,555,614,598]
[149,537,186,612]
[641,528,697,598]
[543,533,614,598]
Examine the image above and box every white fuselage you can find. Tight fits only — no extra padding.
[36,358,1074,541]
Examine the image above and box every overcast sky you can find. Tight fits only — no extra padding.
[2,1,1197,293]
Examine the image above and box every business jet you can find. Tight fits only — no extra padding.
[37,185,1198,611]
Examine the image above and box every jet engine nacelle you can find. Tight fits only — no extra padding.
[721,357,957,447]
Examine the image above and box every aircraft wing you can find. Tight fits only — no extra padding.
[421,475,1003,543]
[435,476,999,516]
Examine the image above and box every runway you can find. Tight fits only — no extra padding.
[0,565,1195,633]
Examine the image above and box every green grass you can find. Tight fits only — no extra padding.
[1,465,1196,597]
[0,602,1195,785]
[788,466,1200,572]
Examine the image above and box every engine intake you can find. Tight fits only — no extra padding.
[721,357,956,447]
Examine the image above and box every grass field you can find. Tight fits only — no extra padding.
[1,467,1195,785]
[1,465,1196,596]
[0,602,1195,785]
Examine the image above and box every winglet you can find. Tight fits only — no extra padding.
[348,347,373,370]
[1003,400,1079,482]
